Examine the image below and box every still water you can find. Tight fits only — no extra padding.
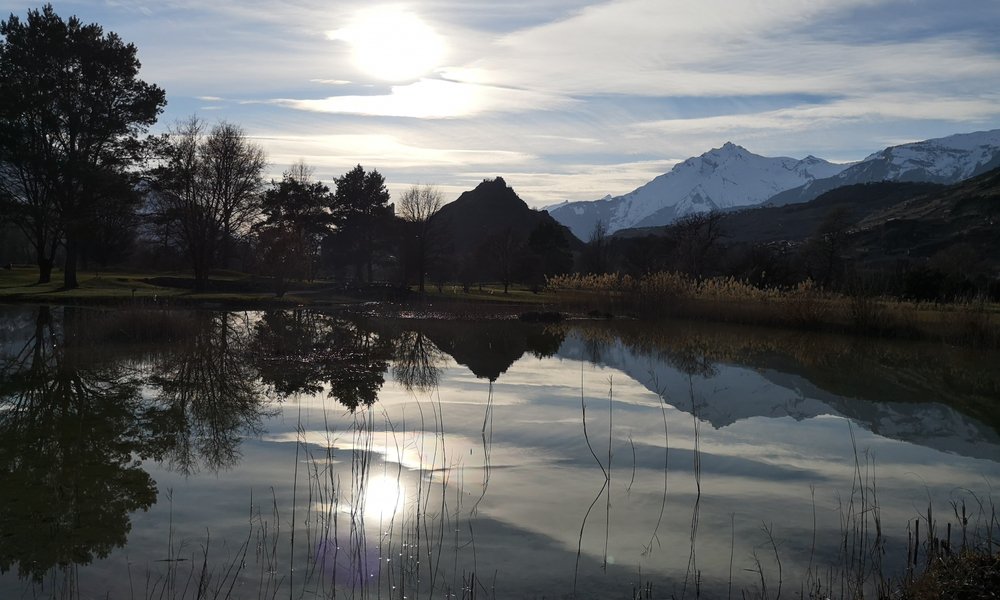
[0,305,997,599]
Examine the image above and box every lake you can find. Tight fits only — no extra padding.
[1,304,998,599]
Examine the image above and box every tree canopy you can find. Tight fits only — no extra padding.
[152,117,266,291]
[327,165,392,282]
[0,4,166,286]
[256,164,334,291]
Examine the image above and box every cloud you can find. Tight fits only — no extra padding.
[254,132,535,171]
[635,94,1000,136]
[466,0,1000,102]
[271,77,574,119]
[27,0,998,206]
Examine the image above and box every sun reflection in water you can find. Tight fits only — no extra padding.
[362,474,406,520]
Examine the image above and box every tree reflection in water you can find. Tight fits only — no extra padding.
[0,306,571,593]
[392,328,446,392]
[0,307,278,582]
[251,310,394,410]
[148,311,273,474]
[0,307,157,582]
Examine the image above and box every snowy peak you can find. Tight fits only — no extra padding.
[548,144,848,238]
[860,129,1000,182]
[767,129,1000,207]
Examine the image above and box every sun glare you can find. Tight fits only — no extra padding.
[363,475,406,519]
[330,7,445,82]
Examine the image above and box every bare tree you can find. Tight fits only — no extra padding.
[152,117,266,292]
[803,206,851,289]
[668,210,725,277]
[582,219,609,274]
[397,184,443,293]
[486,227,521,294]
[285,159,314,184]
[201,121,267,268]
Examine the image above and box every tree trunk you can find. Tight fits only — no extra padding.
[416,238,426,294]
[33,306,51,364]
[37,256,53,284]
[63,237,79,289]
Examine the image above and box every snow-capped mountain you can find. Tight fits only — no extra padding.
[556,333,1000,461]
[547,143,848,238]
[766,129,1000,206]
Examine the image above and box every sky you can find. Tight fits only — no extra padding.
[3,0,1000,208]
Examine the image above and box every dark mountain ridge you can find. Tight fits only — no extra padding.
[431,177,582,255]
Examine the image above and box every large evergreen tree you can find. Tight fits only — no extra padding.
[0,5,165,286]
[327,165,391,282]
[256,164,334,293]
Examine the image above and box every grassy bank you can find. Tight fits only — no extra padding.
[6,265,1000,348]
[0,265,402,308]
[547,272,1000,348]
[0,265,563,314]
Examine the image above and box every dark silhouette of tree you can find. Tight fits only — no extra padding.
[612,235,671,276]
[256,163,334,294]
[204,122,268,269]
[397,184,444,293]
[524,220,573,289]
[152,117,266,292]
[666,211,725,277]
[0,307,158,582]
[79,173,141,269]
[0,162,60,282]
[0,5,165,287]
[327,165,392,282]
[803,206,851,288]
[482,227,523,294]
[581,220,609,274]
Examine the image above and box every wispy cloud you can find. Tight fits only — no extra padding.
[4,0,997,205]
[271,78,573,119]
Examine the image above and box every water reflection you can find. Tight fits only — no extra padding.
[0,305,997,598]
[0,307,156,582]
[559,319,1000,456]
[392,328,446,392]
[252,310,394,410]
[147,312,271,473]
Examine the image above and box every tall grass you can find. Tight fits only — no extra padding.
[547,272,1000,347]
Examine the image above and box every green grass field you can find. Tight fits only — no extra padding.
[0,265,557,309]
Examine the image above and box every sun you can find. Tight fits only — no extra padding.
[330,7,445,82]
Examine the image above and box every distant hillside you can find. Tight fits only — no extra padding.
[615,166,1000,272]
[766,129,1000,207]
[847,165,1000,267]
[431,177,582,254]
[718,181,946,244]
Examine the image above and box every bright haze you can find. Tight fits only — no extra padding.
[5,0,998,208]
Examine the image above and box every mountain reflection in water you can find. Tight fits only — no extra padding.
[0,305,996,598]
